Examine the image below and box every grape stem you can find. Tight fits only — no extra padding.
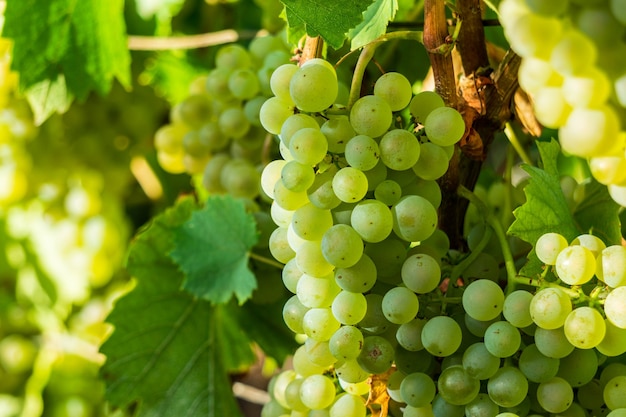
[249,252,284,269]
[127,29,267,50]
[504,122,533,166]
[457,185,518,290]
[345,31,424,109]
[449,223,493,283]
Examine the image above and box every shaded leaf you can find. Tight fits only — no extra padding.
[349,0,398,50]
[171,196,258,305]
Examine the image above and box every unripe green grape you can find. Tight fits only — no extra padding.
[401,253,441,294]
[438,365,480,406]
[503,290,534,328]
[563,306,605,349]
[534,326,574,358]
[283,295,309,334]
[529,86,571,129]
[411,142,449,180]
[362,159,387,191]
[332,167,368,203]
[296,239,335,277]
[289,127,328,166]
[487,366,528,408]
[432,394,465,417]
[261,159,287,199]
[321,224,364,268]
[364,237,407,281]
[537,377,574,413]
[215,44,251,70]
[484,321,521,358]
[518,344,559,383]
[206,68,234,101]
[403,178,442,209]
[345,134,380,171]
[465,393,499,417]
[334,254,377,293]
[571,233,606,257]
[260,97,295,135]
[604,376,626,410]
[269,226,296,264]
[357,335,394,374]
[279,113,320,147]
[555,245,596,285]
[517,56,563,95]
[273,179,309,210]
[535,232,568,265]
[382,287,419,324]
[329,325,363,360]
[373,72,412,111]
[395,318,426,351]
[329,393,366,417]
[597,319,626,357]
[154,123,188,154]
[350,199,393,243]
[379,129,420,171]
[374,180,402,206]
[462,279,505,322]
[321,115,355,154]
[290,63,338,113]
[270,64,298,101]
[177,94,213,128]
[462,342,500,380]
[506,13,563,59]
[296,273,339,308]
[332,291,367,325]
[335,359,369,383]
[562,68,611,108]
[410,91,444,124]
[299,374,336,409]
[529,287,572,329]
[349,95,393,138]
[391,195,438,242]
[302,307,341,342]
[596,245,626,288]
[557,348,598,387]
[228,68,260,100]
[220,158,260,199]
[424,106,465,147]
[284,377,308,411]
[609,183,626,206]
[291,203,333,241]
[401,372,436,407]
[551,29,597,76]
[421,316,462,357]
[589,155,626,186]
[281,160,315,193]
[282,258,303,293]
[358,293,389,333]
[305,338,338,368]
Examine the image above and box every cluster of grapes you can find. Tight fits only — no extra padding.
[153,34,293,201]
[499,0,626,206]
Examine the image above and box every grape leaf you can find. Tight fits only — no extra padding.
[572,180,622,246]
[280,0,375,49]
[170,195,258,305]
[349,0,398,50]
[508,139,579,246]
[2,0,131,124]
[100,198,245,416]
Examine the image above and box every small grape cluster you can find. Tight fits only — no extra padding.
[153,35,292,200]
[498,0,626,206]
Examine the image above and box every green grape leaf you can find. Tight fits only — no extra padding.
[572,180,622,245]
[100,198,246,416]
[170,196,258,305]
[349,0,398,50]
[508,139,580,246]
[2,0,131,124]
[280,0,375,49]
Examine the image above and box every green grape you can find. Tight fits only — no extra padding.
[401,253,441,294]
[563,306,606,349]
[534,326,574,358]
[283,295,310,334]
[589,155,626,186]
[391,195,438,242]
[402,178,442,209]
[296,273,339,308]
[154,123,188,154]
[284,377,308,411]
[291,203,333,241]
[332,201,355,226]
[261,159,287,199]
[421,316,462,357]
[358,294,388,334]
[596,245,626,288]
[270,64,299,101]
[424,107,465,147]
[329,393,366,417]
[557,348,598,387]
[334,254,377,293]
[464,314,500,338]
[228,68,260,100]
[484,321,521,358]
[302,307,341,341]
[465,393,499,417]
[432,393,465,417]
[609,183,626,206]
[364,238,407,282]
[537,377,574,413]
[529,287,572,329]
[282,258,303,293]
[220,158,260,198]
[332,291,367,325]
[357,335,394,374]
[462,279,505,321]
[261,398,289,417]
[597,319,626,356]
[411,142,449,181]
[555,245,596,285]
[386,370,405,402]
[517,56,563,95]
[604,286,626,329]
[289,127,328,166]
[281,160,315,193]
[562,68,611,108]
[395,347,434,375]
[601,363,626,387]
[578,379,604,410]
[487,366,529,408]
[216,44,251,70]
[260,96,295,135]
[362,159,388,191]
[177,94,213,129]
[503,290,534,328]
[280,114,320,146]
[308,165,341,210]
[374,180,402,206]
[506,13,563,59]
[463,342,500,381]
[321,116,355,154]
[338,378,369,396]
[403,404,436,417]
[329,325,363,360]
[518,344,559,383]
[437,365,480,406]
[350,199,393,243]
[296,239,335,277]
[395,318,426,351]
[400,372,436,407]
[349,95,393,138]
[332,167,368,203]
[535,232,568,265]
[321,224,364,268]
[604,376,626,410]
[299,374,336,409]
[373,72,412,111]
[381,287,419,324]
[410,91,445,124]
[379,129,421,171]
[290,63,338,113]
[182,130,210,159]
[206,68,235,101]
[269,226,296,263]
[345,134,380,171]
[335,359,369,383]
[305,338,337,367]
[559,105,622,159]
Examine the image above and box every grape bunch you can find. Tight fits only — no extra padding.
[153,34,293,201]
[499,0,626,206]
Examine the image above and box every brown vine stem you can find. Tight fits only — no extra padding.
[127,29,267,50]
